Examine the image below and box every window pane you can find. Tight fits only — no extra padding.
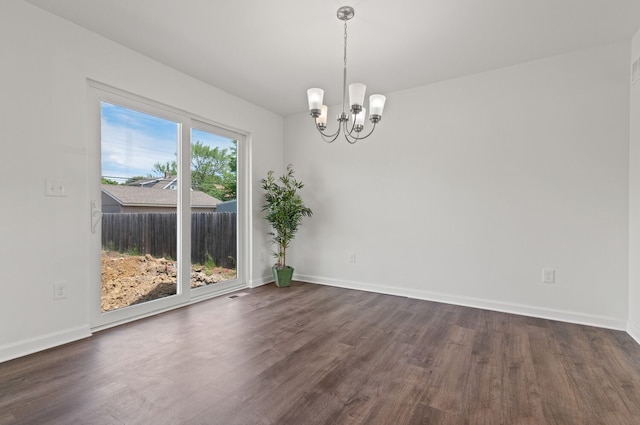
[189,128,237,289]
[100,102,179,312]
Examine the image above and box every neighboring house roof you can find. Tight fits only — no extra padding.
[216,199,237,213]
[101,184,221,208]
[127,175,177,190]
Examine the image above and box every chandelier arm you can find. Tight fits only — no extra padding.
[344,122,377,143]
[341,120,360,144]
[346,115,358,134]
[319,132,341,143]
[343,128,360,144]
[317,126,340,139]
[315,123,341,143]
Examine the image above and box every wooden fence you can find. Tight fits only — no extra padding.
[101,212,237,269]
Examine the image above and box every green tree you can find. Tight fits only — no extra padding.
[101,177,119,185]
[147,141,236,200]
[220,140,237,200]
[151,161,177,177]
[191,141,230,199]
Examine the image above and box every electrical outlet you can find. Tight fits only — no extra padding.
[542,269,555,284]
[53,282,67,300]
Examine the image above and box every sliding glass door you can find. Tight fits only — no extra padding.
[88,82,245,329]
[99,101,180,313]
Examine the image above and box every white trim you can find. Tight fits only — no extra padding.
[189,277,246,300]
[240,133,252,295]
[88,79,248,138]
[0,326,91,364]
[295,274,628,331]
[248,274,274,288]
[92,283,248,333]
[628,321,640,345]
[190,282,247,303]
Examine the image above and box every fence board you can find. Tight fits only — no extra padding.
[101,212,237,269]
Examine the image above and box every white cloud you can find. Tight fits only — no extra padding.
[101,117,177,180]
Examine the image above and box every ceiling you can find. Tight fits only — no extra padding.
[24,0,640,117]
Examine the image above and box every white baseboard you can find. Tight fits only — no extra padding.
[0,325,92,364]
[295,274,628,331]
[628,321,640,345]
[248,274,274,288]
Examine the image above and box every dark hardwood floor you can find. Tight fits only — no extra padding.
[2,282,640,424]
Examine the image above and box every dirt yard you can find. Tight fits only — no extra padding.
[101,251,236,312]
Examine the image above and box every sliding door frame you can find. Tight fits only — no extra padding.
[87,80,249,331]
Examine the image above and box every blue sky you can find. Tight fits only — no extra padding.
[101,102,234,183]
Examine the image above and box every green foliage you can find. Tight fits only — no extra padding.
[125,246,140,256]
[148,141,238,201]
[204,253,217,269]
[152,161,177,177]
[220,140,237,200]
[260,164,312,269]
[101,177,119,185]
[125,176,148,185]
[194,253,218,276]
[191,141,228,197]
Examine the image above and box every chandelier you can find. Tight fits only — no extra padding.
[307,6,386,144]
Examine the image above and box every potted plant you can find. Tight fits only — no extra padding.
[260,164,313,287]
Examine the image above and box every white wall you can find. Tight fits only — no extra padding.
[1,0,635,362]
[285,42,631,329]
[0,0,283,362]
[628,29,640,343]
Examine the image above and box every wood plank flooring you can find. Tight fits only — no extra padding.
[2,282,640,424]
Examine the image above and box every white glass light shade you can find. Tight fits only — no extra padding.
[352,107,366,127]
[369,94,386,116]
[348,83,366,109]
[317,105,328,125]
[307,88,324,111]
